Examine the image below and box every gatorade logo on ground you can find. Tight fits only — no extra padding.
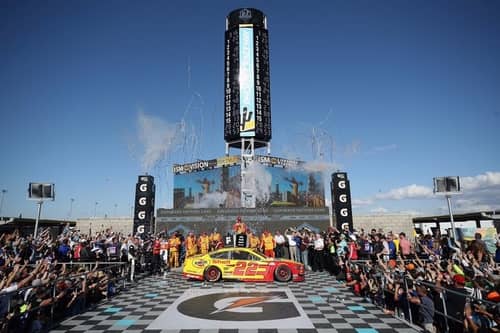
[147,288,313,329]
[178,291,298,321]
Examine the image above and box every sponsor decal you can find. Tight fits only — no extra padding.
[147,288,313,329]
[193,259,207,267]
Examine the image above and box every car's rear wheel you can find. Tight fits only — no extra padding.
[204,266,222,282]
[274,265,292,282]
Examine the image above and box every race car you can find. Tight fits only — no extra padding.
[182,247,305,282]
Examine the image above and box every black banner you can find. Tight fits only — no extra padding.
[235,234,247,247]
[331,172,353,231]
[133,175,155,236]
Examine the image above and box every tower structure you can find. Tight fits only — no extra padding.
[224,8,272,208]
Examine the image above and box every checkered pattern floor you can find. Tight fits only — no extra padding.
[50,270,421,333]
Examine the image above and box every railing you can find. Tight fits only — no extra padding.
[344,260,498,333]
[0,261,131,333]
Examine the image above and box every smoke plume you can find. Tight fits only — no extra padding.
[136,110,184,171]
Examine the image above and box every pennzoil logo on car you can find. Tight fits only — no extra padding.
[194,259,207,267]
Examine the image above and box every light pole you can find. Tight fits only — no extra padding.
[0,189,7,217]
[94,201,99,219]
[445,194,457,241]
[114,203,117,217]
[68,198,75,219]
[433,176,461,241]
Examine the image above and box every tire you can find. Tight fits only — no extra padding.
[274,265,292,282]
[204,266,222,282]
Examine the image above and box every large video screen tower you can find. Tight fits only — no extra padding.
[224,8,271,145]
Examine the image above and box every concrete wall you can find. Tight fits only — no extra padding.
[76,217,133,236]
[74,214,416,239]
[353,214,416,239]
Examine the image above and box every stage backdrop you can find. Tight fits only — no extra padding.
[173,163,325,209]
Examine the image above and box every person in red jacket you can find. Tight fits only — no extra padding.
[151,236,162,274]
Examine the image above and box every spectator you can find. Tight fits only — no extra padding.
[398,232,413,259]
[57,239,71,262]
[312,233,325,272]
[408,284,435,333]
[274,231,286,258]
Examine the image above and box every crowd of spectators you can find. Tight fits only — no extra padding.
[327,227,500,333]
[1,220,499,333]
[0,226,136,332]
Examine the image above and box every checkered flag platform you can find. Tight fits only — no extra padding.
[51,270,421,333]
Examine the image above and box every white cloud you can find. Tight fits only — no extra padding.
[352,198,373,206]
[372,144,398,153]
[397,210,423,216]
[371,207,388,214]
[460,172,500,191]
[375,184,433,200]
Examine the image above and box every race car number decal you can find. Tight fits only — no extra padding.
[233,261,267,276]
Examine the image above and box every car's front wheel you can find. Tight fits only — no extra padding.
[204,266,222,282]
[274,265,292,282]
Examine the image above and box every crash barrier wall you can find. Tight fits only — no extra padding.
[0,262,131,332]
[348,260,498,333]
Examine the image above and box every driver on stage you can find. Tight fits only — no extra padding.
[233,216,247,235]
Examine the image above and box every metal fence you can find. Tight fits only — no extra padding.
[346,260,498,333]
[0,261,131,333]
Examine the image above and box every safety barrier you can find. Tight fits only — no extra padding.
[0,261,130,333]
[345,261,498,333]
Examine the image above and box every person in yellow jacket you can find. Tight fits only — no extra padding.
[168,234,181,268]
[186,232,198,257]
[261,230,276,258]
[209,228,222,251]
[198,232,210,255]
[248,230,261,252]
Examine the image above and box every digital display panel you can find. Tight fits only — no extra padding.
[173,163,325,209]
[224,9,271,143]
[174,166,241,209]
[239,27,255,137]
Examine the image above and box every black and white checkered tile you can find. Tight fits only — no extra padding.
[50,271,421,333]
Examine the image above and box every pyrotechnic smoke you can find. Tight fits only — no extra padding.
[192,192,228,208]
[245,160,272,203]
[136,110,185,171]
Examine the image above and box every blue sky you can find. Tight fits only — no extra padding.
[1,0,499,219]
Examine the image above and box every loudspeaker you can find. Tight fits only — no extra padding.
[133,175,155,236]
[331,172,353,231]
